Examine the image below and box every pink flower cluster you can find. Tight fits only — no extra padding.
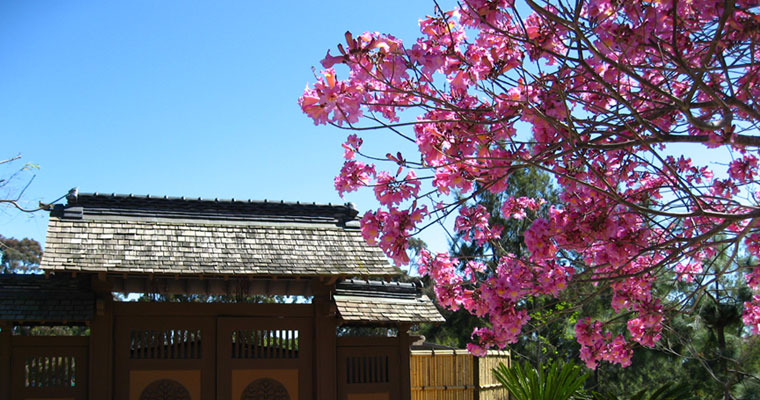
[576,318,633,369]
[417,250,573,354]
[361,206,427,265]
[744,295,760,335]
[374,171,421,206]
[454,205,503,246]
[500,196,545,220]
[675,262,703,283]
[334,161,375,197]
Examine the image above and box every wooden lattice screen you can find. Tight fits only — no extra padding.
[10,336,89,400]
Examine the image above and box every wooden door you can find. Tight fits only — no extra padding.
[113,316,216,400]
[216,317,312,400]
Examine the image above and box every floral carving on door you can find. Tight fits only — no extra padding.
[240,378,290,400]
[139,379,191,400]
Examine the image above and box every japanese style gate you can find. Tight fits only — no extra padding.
[0,193,443,400]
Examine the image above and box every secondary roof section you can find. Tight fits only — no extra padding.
[334,280,445,324]
[41,193,396,278]
[0,274,94,323]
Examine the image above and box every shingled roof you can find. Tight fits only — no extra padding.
[40,193,395,278]
[0,274,94,322]
[334,280,444,324]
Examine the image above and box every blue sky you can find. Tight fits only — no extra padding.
[0,0,454,252]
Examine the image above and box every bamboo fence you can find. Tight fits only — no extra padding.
[410,349,511,400]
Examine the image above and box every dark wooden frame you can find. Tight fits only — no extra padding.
[3,280,416,400]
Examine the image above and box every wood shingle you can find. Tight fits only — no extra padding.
[0,275,94,322]
[40,193,395,278]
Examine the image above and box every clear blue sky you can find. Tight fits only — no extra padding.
[0,0,454,252]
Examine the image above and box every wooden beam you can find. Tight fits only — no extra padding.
[0,321,10,400]
[398,324,413,400]
[108,275,316,297]
[89,294,114,399]
[313,290,337,400]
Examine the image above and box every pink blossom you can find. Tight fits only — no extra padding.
[334,160,375,197]
[524,218,557,260]
[342,134,363,160]
[675,262,703,283]
[374,170,421,206]
[299,0,760,367]
[455,204,503,246]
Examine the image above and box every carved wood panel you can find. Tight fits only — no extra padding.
[139,379,191,400]
[240,378,290,400]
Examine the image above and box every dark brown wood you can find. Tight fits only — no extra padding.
[89,278,114,400]
[10,335,88,400]
[113,315,216,400]
[336,336,400,400]
[110,275,314,297]
[113,301,313,318]
[111,302,316,400]
[0,322,11,400]
[337,336,401,347]
[5,282,422,400]
[313,293,337,400]
[398,326,412,400]
[216,316,313,400]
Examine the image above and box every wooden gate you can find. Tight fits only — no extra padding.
[114,315,216,400]
[337,337,402,400]
[217,317,312,400]
[113,302,313,400]
[10,336,89,400]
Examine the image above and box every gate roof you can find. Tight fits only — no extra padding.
[0,274,94,322]
[40,193,396,278]
[334,280,444,324]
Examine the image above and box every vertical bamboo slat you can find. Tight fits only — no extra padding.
[410,350,510,400]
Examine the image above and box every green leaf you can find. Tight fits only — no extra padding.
[493,360,589,400]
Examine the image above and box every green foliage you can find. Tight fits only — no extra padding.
[0,235,42,273]
[13,325,90,336]
[493,360,589,400]
[591,383,691,400]
[137,293,284,303]
[591,385,690,400]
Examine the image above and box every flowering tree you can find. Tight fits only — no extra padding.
[299,0,760,369]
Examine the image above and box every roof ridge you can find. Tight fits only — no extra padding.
[76,192,356,210]
[54,192,361,224]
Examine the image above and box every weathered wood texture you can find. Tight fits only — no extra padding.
[410,350,511,400]
[42,193,395,278]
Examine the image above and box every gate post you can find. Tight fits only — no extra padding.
[0,321,11,400]
[398,324,412,400]
[89,277,114,399]
[313,285,337,400]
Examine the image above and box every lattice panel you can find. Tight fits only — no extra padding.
[346,355,389,384]
[231,329,299,359]
[129,329,202,359]
[24,355,78,388]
